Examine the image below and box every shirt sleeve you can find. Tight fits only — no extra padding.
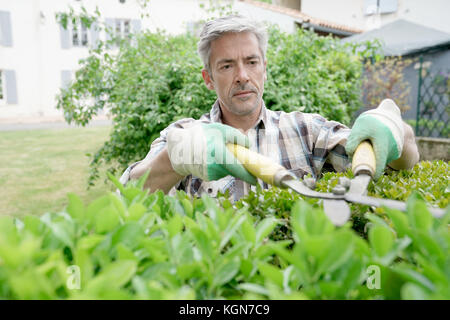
[308,113,351,174]
[119,117,197,187]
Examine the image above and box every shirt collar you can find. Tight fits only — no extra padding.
[209,99,268,130]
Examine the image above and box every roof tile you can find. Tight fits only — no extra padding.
[239,0,363,34]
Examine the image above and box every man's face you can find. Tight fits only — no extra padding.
[202,32,267,117]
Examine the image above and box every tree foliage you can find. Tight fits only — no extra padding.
[362,56,413,113]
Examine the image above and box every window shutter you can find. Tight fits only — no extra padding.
[60,24,71,49]
[364,0,397,15]
[5,70,18,104]
[0,11,13,47]
[380,0,398,14]
[61,70,72,89]
[132,19,141,34]
[90,22,100,49]
[364,0,378,15]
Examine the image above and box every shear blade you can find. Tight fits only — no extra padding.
[323,199,351,226]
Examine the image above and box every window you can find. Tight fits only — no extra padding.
[0,70,17,104]
[0,11,13,47]
[115,19,131,40]
[105,18,140,46]
[364,0,398,16]
[186,21,203,37]
[0,70,4,103]
[71,20,89,47]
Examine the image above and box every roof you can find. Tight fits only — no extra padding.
[238,0,363,36]
[341,19,450,56]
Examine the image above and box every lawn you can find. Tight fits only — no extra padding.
[0,125,116,217]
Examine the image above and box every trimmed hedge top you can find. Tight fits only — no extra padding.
[0,161,448,300]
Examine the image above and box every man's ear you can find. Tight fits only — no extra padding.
[202,69,215,90]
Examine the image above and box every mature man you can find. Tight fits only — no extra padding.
[120,15,419,201]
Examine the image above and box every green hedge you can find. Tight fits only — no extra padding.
[56,27,363,185]
[0,161,448,300]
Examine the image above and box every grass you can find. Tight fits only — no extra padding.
[0,125,116,217]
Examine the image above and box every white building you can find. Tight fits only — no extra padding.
[300,0,450,34]
[8,0,442,122]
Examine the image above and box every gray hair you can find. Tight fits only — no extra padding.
[197,15,268,72]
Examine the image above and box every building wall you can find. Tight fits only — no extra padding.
[301,0,450,33]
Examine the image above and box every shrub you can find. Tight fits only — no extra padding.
[361,56,413,113]
[57,26,363,185]
[0,161,448,300]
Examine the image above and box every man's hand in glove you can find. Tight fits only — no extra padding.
[345,99,419,180]
[167,123,257,184]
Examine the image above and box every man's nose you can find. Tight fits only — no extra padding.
[235,63,250,84]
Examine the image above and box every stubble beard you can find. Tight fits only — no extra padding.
[225,85,263,117]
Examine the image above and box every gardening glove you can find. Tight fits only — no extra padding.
[345,99,405,180]
[166,122,257,185]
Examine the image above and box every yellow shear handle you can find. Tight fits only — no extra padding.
[226,143,286,186]
[351,141,376,177]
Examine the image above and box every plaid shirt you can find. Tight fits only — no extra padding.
[120,99,351,201]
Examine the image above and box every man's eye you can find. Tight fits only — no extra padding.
[222,65,231,70]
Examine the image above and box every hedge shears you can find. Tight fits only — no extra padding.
[226,142,446,226]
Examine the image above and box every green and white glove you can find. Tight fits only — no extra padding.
[166,122,257,185]
[345,99,405,180]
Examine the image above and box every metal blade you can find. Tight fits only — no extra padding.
[322,199,351,226]
[344,193,446,218]
[282,179,342,200]
[348,174,371,195]
[321,174,370,226]
[283,179,351,226]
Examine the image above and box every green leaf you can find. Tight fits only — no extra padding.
[107,172,125,196]
[170,234,193,265]
[95,205,121,234]
[257,261,283,287]
[136,169,151,190]
[166,214,183,238]
[213,258,240,288]
[393,265,435,292]
[111,222,144,250]
[116,243,137,261]
[255,217,279,244]
[127,202,146,221]
[41,213,75,249]
[241,218,256,244]
[237,283,270,296]
[181,198,194,217]
[385,208,410,238]
[369,225,394,257]
[316,231,355,276]
[67,193,85,221]
[219,214,247,250]
[191,227,214,261]
[87,260,137,292]
[401,282,430,300]
[406,194,433,232]
[22,215,45,236]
